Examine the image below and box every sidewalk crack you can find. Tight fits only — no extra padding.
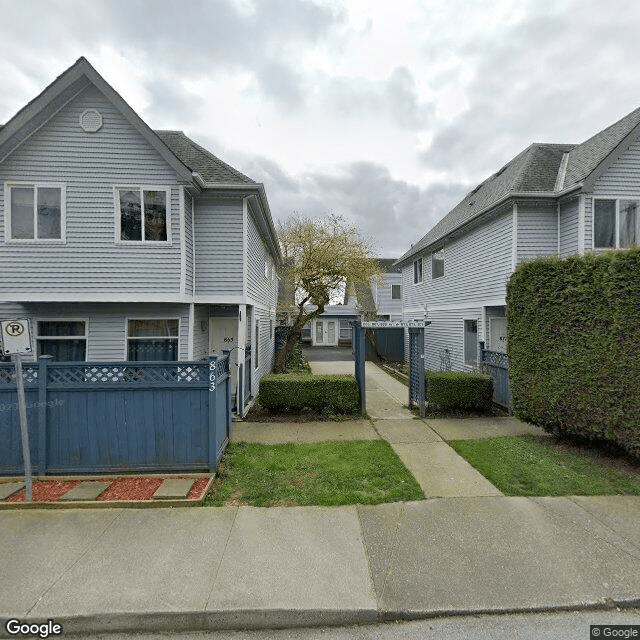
[205,506,239,610]
[25,509,124,616]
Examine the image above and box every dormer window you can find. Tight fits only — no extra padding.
[116,187,170,243]
[5,183,64,242]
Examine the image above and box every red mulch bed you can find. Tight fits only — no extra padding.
[2,476,211,503]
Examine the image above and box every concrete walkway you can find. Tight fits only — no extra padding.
[2,353,640,635]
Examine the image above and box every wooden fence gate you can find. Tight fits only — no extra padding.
[478,341,512,411]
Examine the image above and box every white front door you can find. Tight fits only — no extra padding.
[489,317,507,353]
[209,317,240,399]
[313,320,338,346]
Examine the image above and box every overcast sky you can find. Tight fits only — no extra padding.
[2,0,640,257]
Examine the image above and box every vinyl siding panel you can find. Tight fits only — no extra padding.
[0,85,184,295]
[424,307,483,372]
[593,135,640,197]
[247,210,278,308]
[559,198,579,257]
[184,191,194,296]
[516,203,558,263]
[0,302,191,362]
[252,306,275,389]
[192,304,210,360]
[402,210,512,313]
[194,195,244,296]
[375,273,403,320]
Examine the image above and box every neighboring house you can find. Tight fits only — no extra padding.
[0,58,281,413]
[297,258,403,346]
[396,106,640,373]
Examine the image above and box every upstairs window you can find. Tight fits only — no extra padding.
[391,284,402,299]
[117,188,169,243]
[432,249,445,279]
[594,198,639,249]
[6,183,64,241]
[413,257,423,284]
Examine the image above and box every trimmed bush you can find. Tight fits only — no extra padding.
[506,248,640,458]
[259,374,360,413]
[426,371,493,410]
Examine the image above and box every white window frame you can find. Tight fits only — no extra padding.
[413,257,423,284]
[115,186,172,245]
[125,317,180,361]
[36,319,87,362]
[4,182,66,243]
[463,318,478,367]
[592,197,640,250]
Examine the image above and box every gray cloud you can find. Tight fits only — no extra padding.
[323,66,434,130]
[0,0,344,110]
[420,0,640,183]
[239,155,469,256]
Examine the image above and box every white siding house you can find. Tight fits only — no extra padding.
[0,58,281,414]
[397,106,640,372]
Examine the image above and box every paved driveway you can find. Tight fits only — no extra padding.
[303,346,354,362]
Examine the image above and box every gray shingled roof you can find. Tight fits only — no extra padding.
[398,142,573,263]
[563,105,640,187]
[155,130,256,185]
[377,258,402,273]
[399,105,640,265]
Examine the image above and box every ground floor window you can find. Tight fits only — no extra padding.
[463,319,478,366]
[127,319,178,361]
[37,320,87,361]
[339,319,352,341]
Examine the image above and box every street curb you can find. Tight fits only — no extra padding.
[3,600,640,637]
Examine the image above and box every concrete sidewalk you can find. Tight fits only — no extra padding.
[2,355,639,635]
[2,497,640,635]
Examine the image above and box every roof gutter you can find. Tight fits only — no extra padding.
[395,184,583,267]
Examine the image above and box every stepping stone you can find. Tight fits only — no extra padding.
[59,481,111,501]
[0,482,25,500]
[153,479,195,500]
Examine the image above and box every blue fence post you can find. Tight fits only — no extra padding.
[38,355,52,476]
[353,321,366,415]
[222,350,232,440]
[208,355,218,472]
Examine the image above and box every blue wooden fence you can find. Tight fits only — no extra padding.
[0,355,231,476]
[479,341,512,411]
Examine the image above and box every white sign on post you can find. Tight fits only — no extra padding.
[1,319,33,502]
[360,320,427,328]
[1,319,32,355]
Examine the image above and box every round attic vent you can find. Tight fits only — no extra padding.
[79,109,103,132]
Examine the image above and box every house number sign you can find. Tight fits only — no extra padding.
[1,319,32,355]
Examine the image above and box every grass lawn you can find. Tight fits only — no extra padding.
[448,434,640,496]
[206,440,424,507]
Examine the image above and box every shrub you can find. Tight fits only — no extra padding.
[426,371,493,410]
[506,248,640,459]
[259,374,359,413]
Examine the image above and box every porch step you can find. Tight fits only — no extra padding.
[0,482,25,500]
[59,481,111,501]
[153,479,195,500]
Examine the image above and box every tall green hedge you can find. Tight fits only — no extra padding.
[506,249,640,458]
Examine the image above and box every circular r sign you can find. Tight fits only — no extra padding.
[5,322,25,337]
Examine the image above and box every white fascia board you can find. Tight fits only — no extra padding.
[180,186,186,295]
[424,299,507,312]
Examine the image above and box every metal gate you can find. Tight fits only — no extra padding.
[479,340,512,410]
[408,327,425,416]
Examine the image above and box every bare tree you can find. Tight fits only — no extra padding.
[274,214,381,373]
